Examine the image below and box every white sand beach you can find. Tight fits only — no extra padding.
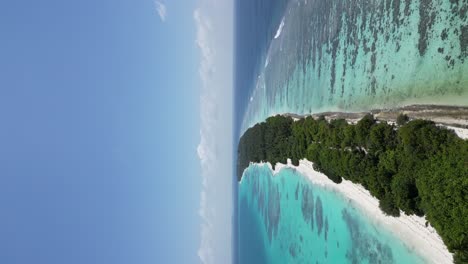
[263,159,454,264]
[444,125,468,140]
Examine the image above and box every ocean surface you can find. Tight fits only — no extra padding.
[234,0,467,263]
[235,0,468,135]
[238,165,426,264]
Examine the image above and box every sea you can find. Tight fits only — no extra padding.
[238,165,425,264]
[234,0,467,263]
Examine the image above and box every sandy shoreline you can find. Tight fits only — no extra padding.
[284,104,468,130]
[285,105,468,140]
[259,159,454,264]
[443,125,468,139]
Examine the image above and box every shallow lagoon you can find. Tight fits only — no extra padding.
[238,165,426,264]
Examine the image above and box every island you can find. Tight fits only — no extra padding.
[237,106,468,263]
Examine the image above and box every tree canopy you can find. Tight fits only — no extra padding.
[237,114,468,263]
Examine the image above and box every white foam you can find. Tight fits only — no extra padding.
[264,55,270,68]
[274,18,285,39]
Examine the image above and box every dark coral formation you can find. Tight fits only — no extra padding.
[315,197,324,236]
[261,0,467,108]
[342,209,394,264]
[301,184,315,230]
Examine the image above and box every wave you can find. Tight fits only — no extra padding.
[264,54,270,68]
[274,18,285,39]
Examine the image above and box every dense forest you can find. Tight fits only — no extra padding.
[237,114,468,263]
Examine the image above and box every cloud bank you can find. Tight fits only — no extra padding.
[194,1,233,263]
[155,1,167,22]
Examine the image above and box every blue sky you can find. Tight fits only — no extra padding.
[0,0,233,263]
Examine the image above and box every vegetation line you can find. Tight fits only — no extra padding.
[237,114,467,263]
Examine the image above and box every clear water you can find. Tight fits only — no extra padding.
[238,165,426,264]
[239,0,468,134]
[235,0,467,262]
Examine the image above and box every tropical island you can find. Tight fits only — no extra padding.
[237,107,468,263]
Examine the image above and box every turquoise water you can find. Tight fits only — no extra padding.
[235,0,466,262]
[241,0,468,133]
[239,164,426,264]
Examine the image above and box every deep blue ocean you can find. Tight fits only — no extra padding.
[234,0,289,138]
[234,0,467,263]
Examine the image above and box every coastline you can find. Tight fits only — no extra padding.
[284,105,468,140]
[259,159,454,264]
[284,104,468,129]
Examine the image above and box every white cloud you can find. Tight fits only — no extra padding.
[194,1,233,263]
[155,1,167,22]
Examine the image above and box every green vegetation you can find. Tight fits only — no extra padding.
[396,113,409,126]
[237,114,468,262]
